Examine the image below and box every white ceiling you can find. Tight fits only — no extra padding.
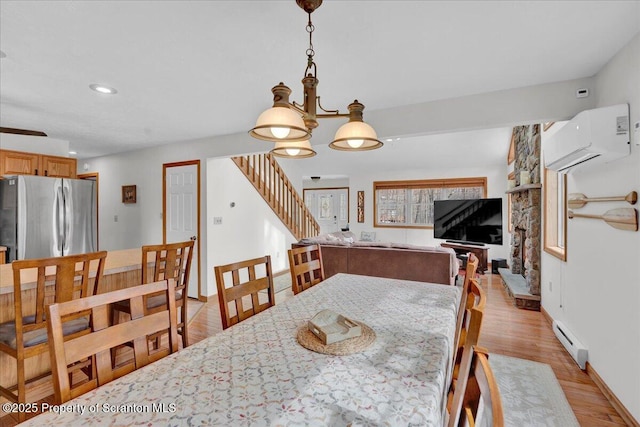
[1,1,639,162]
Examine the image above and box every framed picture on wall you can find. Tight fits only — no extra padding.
[357,191,364,223]
[122,185,137,204]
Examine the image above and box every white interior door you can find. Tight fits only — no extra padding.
[304,188,349,235]
[165,163,199,298]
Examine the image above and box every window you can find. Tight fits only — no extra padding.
[374,177,487,228]
[543,168,566,260]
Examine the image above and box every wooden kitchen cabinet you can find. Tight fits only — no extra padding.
[39,154,77,178]
[0,150,40,175]
[0,149,77,178]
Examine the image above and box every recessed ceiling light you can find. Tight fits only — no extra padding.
[385,138,393,142]
[69,151,77,155]
[89,84,117,94]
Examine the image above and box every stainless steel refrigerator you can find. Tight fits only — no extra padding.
[0,175,97,262]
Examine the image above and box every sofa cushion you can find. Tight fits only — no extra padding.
[328,231,356,242]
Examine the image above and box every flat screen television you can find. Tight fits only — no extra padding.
[433,198,503,245]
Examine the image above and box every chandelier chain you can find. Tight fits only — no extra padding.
[306,12,315,69]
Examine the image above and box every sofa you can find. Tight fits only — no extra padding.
[294,232,459,285]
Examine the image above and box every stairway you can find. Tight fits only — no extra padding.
[232,154,320,241]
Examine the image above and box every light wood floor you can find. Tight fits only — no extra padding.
[1,273,628,426]
[478,273,626,426]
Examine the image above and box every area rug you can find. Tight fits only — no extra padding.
[488,353,580,427]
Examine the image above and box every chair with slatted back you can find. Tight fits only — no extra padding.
[214,255,275,330]
[112,240,194,348]
[47,279,179,404]
[448,278,487,411]
[288,244,325,295]
[450,253,479,380]
[0,251,107,421]
[463,253,479,292]
[448,346,504,427]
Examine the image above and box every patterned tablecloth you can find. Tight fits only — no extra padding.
[24,273,460,426]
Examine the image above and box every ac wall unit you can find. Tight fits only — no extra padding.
[544,104,630,173]
[552,320,588,369]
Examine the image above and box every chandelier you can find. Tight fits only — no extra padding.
[249,0,383,158]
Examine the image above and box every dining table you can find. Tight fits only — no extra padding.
[22,273,461,426]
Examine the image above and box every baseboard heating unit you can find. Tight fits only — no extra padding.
[552,320,588,369]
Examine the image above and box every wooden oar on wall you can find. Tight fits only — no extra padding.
[568,208,638,231]
[567,191,637,209]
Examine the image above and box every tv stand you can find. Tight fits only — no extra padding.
[441,242,489,274]
[446,239,485,247]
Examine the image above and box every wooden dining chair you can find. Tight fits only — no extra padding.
[214,255,275,330]
[463,253,479,292]
[0,251,107,421]
[448,346,504,427]
[47,279,179,404]
[112,240,194,348]
[448,278,487,406]
[451,253,479,374]
[288,244,325,295]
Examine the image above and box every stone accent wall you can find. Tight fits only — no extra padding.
[510,124,541,296]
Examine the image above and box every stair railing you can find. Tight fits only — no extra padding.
[232,154,320,240]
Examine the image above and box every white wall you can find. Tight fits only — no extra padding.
[541,33,640,421]
[302,177,349,189]
[0,133,69,156]
[206,157,297,296]
[365,77,596,139]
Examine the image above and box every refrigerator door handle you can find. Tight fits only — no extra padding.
[54,185,64,257]
[62,183,71,256]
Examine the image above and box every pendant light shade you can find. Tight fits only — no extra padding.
[250,83,312,142]
[329,101,383,151]
[271,140,316,158]
[250,106,310,142]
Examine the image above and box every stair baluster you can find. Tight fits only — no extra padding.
[232,154,320,240]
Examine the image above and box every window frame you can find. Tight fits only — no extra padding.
[543,168,567,261]
[373,177,488,229]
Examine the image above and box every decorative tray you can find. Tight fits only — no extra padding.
[308,309,362,345]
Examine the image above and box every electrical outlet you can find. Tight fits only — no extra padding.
[114,215,118,222]
[548,280,552,291]
[213,217,222,225]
